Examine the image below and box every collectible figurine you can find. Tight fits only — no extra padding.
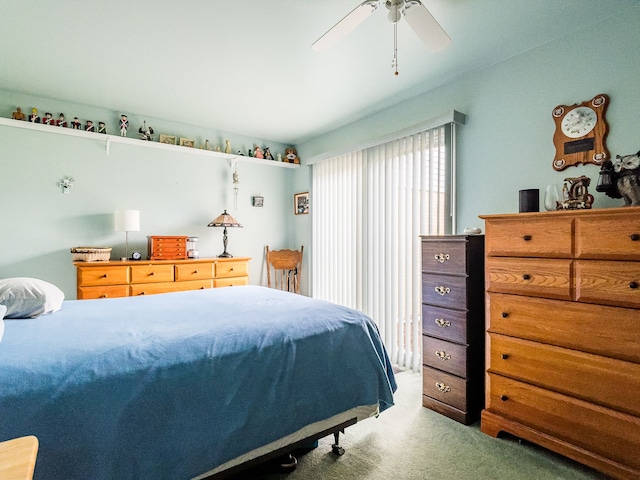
[204,139,212,150]
[597,150,640,206]
[284,147,300,164]
[138,121,154,141]
[57,113,67,127]
[224,140,232,154]
[119,114,129,136]
[264,147,274,160]
[254,146,264,159]
[98,122,107,134]
[558,176,593,210]
[29,108,40,123]
[85,120,95,132]
[12,107,25,121]
[71,117,81,129]
[42,112,54,125]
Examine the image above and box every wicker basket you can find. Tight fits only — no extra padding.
[70,246,112,262]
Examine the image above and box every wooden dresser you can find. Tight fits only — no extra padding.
[480,207,640,480]
[75,257,250,299]
[420,235,485,424]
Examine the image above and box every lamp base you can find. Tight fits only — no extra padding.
[218,252,233,258]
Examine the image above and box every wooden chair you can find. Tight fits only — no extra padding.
[0,436,38,480]
[265,246,303,294]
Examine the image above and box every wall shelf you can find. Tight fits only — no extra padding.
[0,117,299,168]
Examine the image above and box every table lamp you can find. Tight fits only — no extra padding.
[207,210,243,258]
[114,209,140,261]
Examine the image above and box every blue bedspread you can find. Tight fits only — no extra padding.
[0,286,395,480]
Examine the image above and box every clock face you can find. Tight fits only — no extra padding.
[131,251,142,260]
[561,106,597,138]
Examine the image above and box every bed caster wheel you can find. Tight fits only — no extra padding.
[280,453,298,472]
[332,444,345,456]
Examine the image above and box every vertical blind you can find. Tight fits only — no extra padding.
[311,124,453,371]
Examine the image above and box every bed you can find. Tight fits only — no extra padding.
[0,281,396,480]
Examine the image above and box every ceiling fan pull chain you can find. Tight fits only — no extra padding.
[392,16,399,75]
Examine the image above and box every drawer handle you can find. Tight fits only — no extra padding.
[501,312,509,318]
[500,395,509,402]
[631,233,640,241]
[434,286,451,296]
[149,272,155,276]
[435,318,451,328]
[501,353,509,360]
[101,274,108,278]
[435,350,451,361]
[100,294,108,298]
[522,274,531,281]
[140,292,146,295]
[194,270,198,274]
[630,281,639,289]
[523,235,532,241]
[434,253,450,263]
[435,382,451,393]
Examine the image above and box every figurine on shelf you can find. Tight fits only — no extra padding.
[224,139,231,154]
[254,146,264,159]
[264,147,274,160]
[597,150,640,206]
[119,114,129,136]
[203,139,213,151]
[29,108,40,123]
[558,175,594,210]
[284,147,300,164]
[248,148,253,157]
[85,120,95,132]
[138,121,154,141]
[277,153,282,162]
[71,117,81,129]
[215,145,221,152]
[12,107,25,121]
[43,112,54,125]
[98,122,107,134]
[57,113,67,127]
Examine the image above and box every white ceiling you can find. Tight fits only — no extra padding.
[1,0,637,145]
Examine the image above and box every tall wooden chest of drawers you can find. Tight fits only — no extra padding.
[480,207,640,480]
[420,235,485,424]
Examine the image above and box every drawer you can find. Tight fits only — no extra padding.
[422,336,468,378]
[488,333,640,417]
[77,265,129,286]
[487,373,640,471]
[422,241,468,275]
[422,304,468,344]
[175,263,213,281]
[214,276,248,287]
[130,282,176,296]
[485,216,572,258]
[130,264,174,284]
[214,261,248,279]
[486,257,572,300]
[422,273,468,310]
[575,260,640,309]
[488,293,640,364]
[77,285,129,299]
[423,366,468,412]
[575,215,640,260]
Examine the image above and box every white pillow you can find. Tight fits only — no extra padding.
[0,277,65,319]
[0,304,5,342]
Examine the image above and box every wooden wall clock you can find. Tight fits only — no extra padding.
[552,93,609,171]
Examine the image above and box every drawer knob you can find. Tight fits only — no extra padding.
[500,395,509,402]
[434,286,451,296]
[435,350,451,361]
[501,312,509,318]
[522,274,531,281]
[630,281,639,289]
[140,292,146,295]
[523,235,532,241]
[194,270,198,274]
[501,353,509,360]
[434,253,450,263]
[100,294,108,298]
[101,274,108,278]
[435,382,451,393]
[149,272,155,276]
[435,318,451,328]
[631,233,640,241]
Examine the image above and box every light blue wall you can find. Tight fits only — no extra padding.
[0,92,298,299]
[297,4,640,241]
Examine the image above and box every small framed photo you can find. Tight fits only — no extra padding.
[252,196,264,207]
[179,137,195,148]
[159,134,176,145]
[294,192,309,215]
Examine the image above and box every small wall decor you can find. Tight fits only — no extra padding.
[58,176,75,193]
[252,196,264,207]
[596,150,640,206]
[294,192,309,215]
[159,134,177,145]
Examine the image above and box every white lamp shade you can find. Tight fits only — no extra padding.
[114,210,140,232]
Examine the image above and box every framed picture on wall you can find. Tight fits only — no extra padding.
[294,192,309,215]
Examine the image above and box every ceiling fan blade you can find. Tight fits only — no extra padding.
[403,1,451,52]
[312,0,379,52]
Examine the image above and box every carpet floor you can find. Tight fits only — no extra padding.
[238,371,607,479]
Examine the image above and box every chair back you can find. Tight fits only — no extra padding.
[265,246,303,294]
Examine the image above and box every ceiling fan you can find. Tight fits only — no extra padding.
[312,0,451,75]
